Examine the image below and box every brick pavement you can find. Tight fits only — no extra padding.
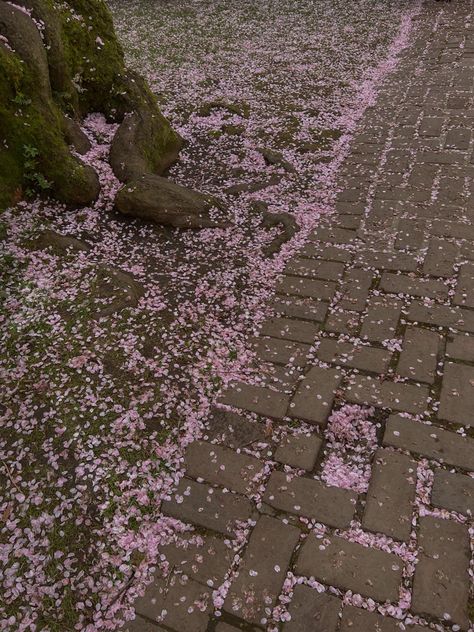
[127,2,474,631]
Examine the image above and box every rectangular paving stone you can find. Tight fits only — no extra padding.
[445,127,471,150]
[253,337,310,367]
[338,268,374,312]
[454,263,474,308]
[219,382,290,419]
[324,309,360,335]
[362,449,416,542]
[340,606,402,632]
[161,478,255,536]
[446,333,474,361]
[274,433,322,471]
[439,362,474,427]
[135,575,212,632]
[263,470,356,528]
[224,516,300,626]
[317,339,392,373]
[275,275,336,301]
[288,366,342,426]
[419,116,445,137]
[412,517,470,630]
[206,409,266,449]
[380,272,449,300]
[286,586,341,632]
[416,151,461,165]
[185,441,264,495]
[310,226,356,245]
[299,242,352,261]
[360,297,403,342]
[431,470,474,517]
[123,616,167,632]
[383,414,474,470]
[408,300,474,332]
[295,533,403,603]
[356,250,418,272]
[273,295,328,322]
[285,257,344,281]
[260,317,319,344]
[335,213,361,230]
[396,326,441,384]
[430,219,474,241]
[423,238,458,277]
[395,219,425,250]
[344,376,429,414]
[259,362,302,393]
[161,532,233,588]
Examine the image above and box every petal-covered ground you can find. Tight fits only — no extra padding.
[0,1,420,630]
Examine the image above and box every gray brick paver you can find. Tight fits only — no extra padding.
[224,516,300,625]
[161,478,255,535]
[344,375,429,414]
[383,414,474,470]
[412,517,470,629]
[439,361,474,426]
[380,272,449,300]
[446,332,474,361]
[360,296,403,342]
[184,441,264,495]
[317,338,392,373]
[295,533,403,603]
[362,449,416,542]
[259,317,319,343]
[396,326,441,384]
[135,575,212,632]
[263,470,356,528]
[285,586,341,632]
[288,365,342,426]
[339,606,402,632]
[274,433,322,471]
[431,469,474,516]
[219,382,290,418]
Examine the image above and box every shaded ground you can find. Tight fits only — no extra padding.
[0,1,416,630]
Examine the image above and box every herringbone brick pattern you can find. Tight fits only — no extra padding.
[127,2,474,631]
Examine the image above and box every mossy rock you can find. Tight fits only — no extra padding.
[0,0,181,210]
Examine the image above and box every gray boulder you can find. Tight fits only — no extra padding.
[115,174,228,229]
